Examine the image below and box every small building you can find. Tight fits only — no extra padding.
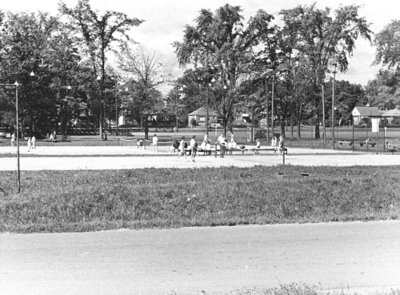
[187,107,218,127]
[382,108,400,125]
[352,106,381,125]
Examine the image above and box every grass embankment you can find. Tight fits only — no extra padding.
[211,284,400,295]
[0,166,399,233]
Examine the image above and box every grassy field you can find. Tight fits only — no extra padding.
[1,165,399,233]
[1,126,399,148]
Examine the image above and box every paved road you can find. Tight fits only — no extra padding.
[0,146,400,170]
[1,221,400,295]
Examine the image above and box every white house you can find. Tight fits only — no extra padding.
[352,106,381,125]
[382,108,400,125]
[187,107,218,127]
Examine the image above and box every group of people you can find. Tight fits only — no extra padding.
[27,136,36,151]
[10,133,36,151]
[170,133,238,160]
[173,135,198,162]
[157,132,286,158]
[271,135,285,154]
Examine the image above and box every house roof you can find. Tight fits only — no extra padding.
[353,106,381,117]
[188,107,218,116]
[382,108,400,117]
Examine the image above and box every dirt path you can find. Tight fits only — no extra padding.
[0,146,400,170]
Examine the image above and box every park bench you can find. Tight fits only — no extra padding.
[359,141,376,148]
[338,140,353,148]
[386,139,400,152]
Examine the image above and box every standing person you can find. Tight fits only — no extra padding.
[271,136,278,153]
[228,133,237,154]
[278,135,285,155]
[255,138,261,154]
[189,135,197,162]
[11,133,15,147]
[27,137,32,152]
[152,134,158,152]
[216,133,226,158]
[177,136,187,159]
[31,135,36,149]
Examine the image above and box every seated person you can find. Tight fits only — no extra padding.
[170,140,180,153]
[205,141,211,155]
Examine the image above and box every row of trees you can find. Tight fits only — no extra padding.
[171,4,373,138]
[0,0,165,139]
[1,1,400,140]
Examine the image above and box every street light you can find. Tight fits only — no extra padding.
[175,84,186,131]
[14,82,20,193]
[261,69,273,142]
[206,77,216,136]
[332,62,337,149]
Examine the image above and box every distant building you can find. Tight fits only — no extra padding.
[382,108,400,125]
[352,106,381,125]
[187,107,218,126]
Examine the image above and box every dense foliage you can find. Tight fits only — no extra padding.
[173,4,371,138]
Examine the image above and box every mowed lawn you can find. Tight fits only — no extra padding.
[0,165,399,233]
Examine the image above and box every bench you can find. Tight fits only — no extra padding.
[249,147,288,155]
[338,140,353,148]
[359,141,376,148]
[386,140,400,152]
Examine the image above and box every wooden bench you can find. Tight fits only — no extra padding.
[338,140,353,148]
[386,140,400,152]
[359,141,376,148]
[249,147,288,155]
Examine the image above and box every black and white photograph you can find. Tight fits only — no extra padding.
[0,0,400,294]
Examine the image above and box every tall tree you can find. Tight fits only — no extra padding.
[174,4,275,136]
[0,11,65,137]
[116,43,164,139]
[375,20,400,68]
[280,4,372,138]
[59,0,143,139]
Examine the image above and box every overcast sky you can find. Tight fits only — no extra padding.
[2,0,400,86]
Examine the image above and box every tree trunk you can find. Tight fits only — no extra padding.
[297,120,301,139]
[290,119,294,140]
[280,122,285,138]
[144,115,149,140]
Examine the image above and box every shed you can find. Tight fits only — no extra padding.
[352,106,381,125]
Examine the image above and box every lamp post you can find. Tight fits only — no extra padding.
[271,75,275,136]
[15,82,20,193]
[331,62,337,149]
[261,69,273,142]
[97,75,105,139]
[206,77,216,136]
[175,85,186,131]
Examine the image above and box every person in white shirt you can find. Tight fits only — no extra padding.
[177,137,187,159]
[27,137,32,152]
[11,133,15,147]
[31,135,36,149]
[216,134,226,158]
[152,134,158,151]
